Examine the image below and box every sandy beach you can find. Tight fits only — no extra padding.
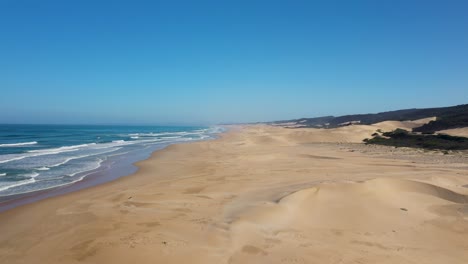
[1,124,468,264]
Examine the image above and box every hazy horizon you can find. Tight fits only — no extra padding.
[0,102,465,126]
[1,1,467,125]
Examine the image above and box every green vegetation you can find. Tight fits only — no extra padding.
[364,129,468,150]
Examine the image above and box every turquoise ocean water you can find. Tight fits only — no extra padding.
[0,125,222,198]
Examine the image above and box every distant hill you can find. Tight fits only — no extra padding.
[270,104,468,133]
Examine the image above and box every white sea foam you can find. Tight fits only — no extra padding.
[47,147,122,168]
[0,143,98,164]
[0,156,27,164]
[159,136,182,139]
[128,131,201,137]
[0,178,36,192]
[130,136,139,139]
[0,172,39,192]
[27,143,96,154]
[67,159,104,177]
[0,141,38,147]
[48,157,77,168]
[0,173,6,177]
[36,167,50,171]
[28,172,40,178]
[16,170,96,195]
[0,137,173,165]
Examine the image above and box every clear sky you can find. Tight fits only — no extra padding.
[1,0,467,125]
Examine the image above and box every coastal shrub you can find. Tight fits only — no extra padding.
[382,128,408,138]
[365,129,468,150]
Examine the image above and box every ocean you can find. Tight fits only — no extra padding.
[0,124,222,199]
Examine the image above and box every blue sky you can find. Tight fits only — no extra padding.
[1,0,467,125]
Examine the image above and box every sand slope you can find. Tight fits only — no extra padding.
[372,117,436,132]
[438,127,468,138]
[0,125,467,264]
[228,178,468,264]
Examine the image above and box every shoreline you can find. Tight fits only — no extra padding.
[0,131,224,213]
[1,125,467,264]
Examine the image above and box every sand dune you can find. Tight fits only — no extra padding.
[262,117,437,145]
[372,117,436,132]
[285,125,379,143]
[0,125,467,264]
[438,127,468,137]
[227,177,468,263]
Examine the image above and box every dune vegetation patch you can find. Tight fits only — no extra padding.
[364,129,468,150]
